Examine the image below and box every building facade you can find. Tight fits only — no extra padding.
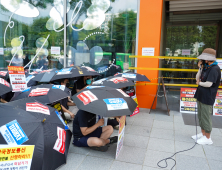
[0,0,222,111]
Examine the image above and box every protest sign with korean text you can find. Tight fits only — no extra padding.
[77,90,98,105]
[53,127,66,154]
[26,102,50,115]
[115,115,126,159]
[180,88,197,113]
[103,98,128,110]
[213,89,222,116]
[0,145,35,170]
[8,66,27,92]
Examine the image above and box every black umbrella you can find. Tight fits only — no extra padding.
[0,78,12,96]
[0,70,8,79]
[0,98,72,170]
[32,68,59,82]
[92,76,135,89]
[72,86,137,117]
[25,74,38,87]
[11,84,70,104]
[114,72,150,82]
[51,66,100,81]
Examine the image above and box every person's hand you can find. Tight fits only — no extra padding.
[97,118,104,126]
[196,80,200,85]
[198,60,203,68]
[69,112,75,119]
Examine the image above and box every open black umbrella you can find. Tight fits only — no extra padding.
[114,72,150,82]
[92,76,135,89]
[51,66,100,81]
[11,84,70,104]
[72,86,137,117]
[32,68,59,82]
[0,78,12,96]
[0,98,72,170]
[0,70,8,79]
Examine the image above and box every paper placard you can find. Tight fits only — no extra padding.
[53,127,66,154]
[122,73,136,79]
[0,71,7,77]
[26,102,50,115]
[8,66,27,92]
[142,47,155,56]
[213,89,222,116]
[108,77,128,84]
[0,47,4,55]
[0,78,10,87]
[180,88,197,113]
[29,88,50,97]
[52,85,65,91]
[77,90,98,105]
[115,116,126,159]
[57,68,72,75]
[51,46,60,55]
[0,120,28,145]
[103,98,128,110]
[182,49,191,55]
[0,145,35,170]
[116,89,129,97]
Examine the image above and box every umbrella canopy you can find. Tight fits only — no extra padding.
[92,76,135,89]
[0,98,72,170]
[0,70,9,79]
[72,86,137,117]
[51,66,100,81]
[25,74,38,87]
[114,72,150,82]
[0,78,12,96]
[11,84,70,104]
[32,68,59,83]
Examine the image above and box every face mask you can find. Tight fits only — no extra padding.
[66,83,70,88]
[86,79,92,85]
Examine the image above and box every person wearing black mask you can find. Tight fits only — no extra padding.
[193,48,221,145]
[72,76,93,95]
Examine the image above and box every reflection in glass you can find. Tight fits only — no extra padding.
[1,0,39,17]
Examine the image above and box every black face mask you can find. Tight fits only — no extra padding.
[66,83,70,88]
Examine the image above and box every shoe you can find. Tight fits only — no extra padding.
[197,136,213,145]
[90,145,108,152]
[114,125,119,130]
[109,136,118,144]
[191,133,203,141]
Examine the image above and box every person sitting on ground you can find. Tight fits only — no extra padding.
[73,110,118,152]
[71,76,93,95]
[0,96,7,103]
[59,78,76,120]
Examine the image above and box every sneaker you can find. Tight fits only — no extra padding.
[90,145,108,152]
[191,133,203,141]
[114,125,119,130]
[197,136,213,145]
[109,136,118,144]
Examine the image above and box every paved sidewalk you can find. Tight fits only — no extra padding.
[57,108,222,170]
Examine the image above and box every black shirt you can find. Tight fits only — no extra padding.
[194,65,221,105]
[60,98,69,110]
[72,110,96,139]
[71,77,86,95]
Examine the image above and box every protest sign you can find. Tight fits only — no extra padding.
[180,88,197,113]
[0,120,28,145]
[115,115,126,159]
[26,102,50,115]
[213,89,222,116]
[103,98,128,110]
[8,66,27,92]
[53,127,66,154]
[0,145,35,170]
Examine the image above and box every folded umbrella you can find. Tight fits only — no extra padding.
[92,76,135,89]
[0,98,72,170]
[72,86,137,117]
[32,68,59,83]
[0,78,12,96]
[11,84,71,104]
[51,66,100,81]
[114,72,150,82]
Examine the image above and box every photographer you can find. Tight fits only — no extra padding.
[193,48,221,145]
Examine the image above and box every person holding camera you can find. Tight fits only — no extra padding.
[193,48,221,145]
